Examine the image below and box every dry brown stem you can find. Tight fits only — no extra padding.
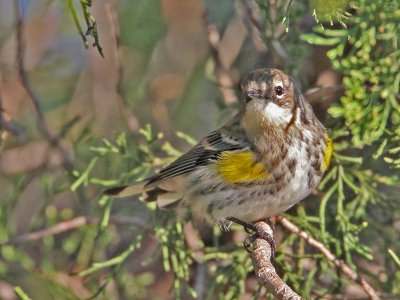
[13,0,73,170]
[6,215,144,245]
[276,216,381,300]
[0,74,25,142]
[205,21,239,105]
[0,109,25,143]
[105,3,139,133]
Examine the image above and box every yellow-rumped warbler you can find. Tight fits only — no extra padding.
[105,68,332,231]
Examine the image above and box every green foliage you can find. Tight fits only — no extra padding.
[14,286,32,300]
[305,0,400,147]
[65,0,103,56]
[299,0,400,297]
[310,0,352,26]
[255,0,310,73]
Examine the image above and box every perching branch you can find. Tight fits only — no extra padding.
[249,220,303,300]
[276,216,381,300]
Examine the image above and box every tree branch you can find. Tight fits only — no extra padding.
[0,109,25,143]
[13,0,92,212]
[0,73,25,142]
[13,0,73,170]
[276,216,381,300]
[6,215,144,245]
[105,3,139,133]
[204,18,239,105]
[249,220,303,300]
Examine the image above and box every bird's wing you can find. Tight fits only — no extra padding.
[104,118,252,199]
[145,127,250,187]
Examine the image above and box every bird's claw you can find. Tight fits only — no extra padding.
[227,216,276,259]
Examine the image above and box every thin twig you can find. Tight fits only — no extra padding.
[305,85,345,104]
[204,19,239,105]
[239,0,264,33]
[0,74,25,142]
[14,0,91,213]
[13,0,73,170]
[249,220,303,300]
[15,4,51,143]
[239,0,269,53]
[276,216,381,300]
[194,263,208,299]
[105,3,139,132]
[6,215,145,245]
[0,109,25,143]
[239,0,287,58]
[79,0,104,56]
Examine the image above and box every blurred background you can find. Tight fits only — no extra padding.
[0,0,399,299]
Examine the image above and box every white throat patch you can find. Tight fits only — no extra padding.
[263,102,292,124]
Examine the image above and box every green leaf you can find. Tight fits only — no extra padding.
[389,249,400,267]
[14,287,32,300]
[301,33,342,45]
[373,139,388,159]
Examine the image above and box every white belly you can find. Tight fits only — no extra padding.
[184,137,321,224]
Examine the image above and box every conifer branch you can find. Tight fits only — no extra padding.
[276,216,381,300]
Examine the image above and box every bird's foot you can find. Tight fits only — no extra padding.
[226,216,276,258]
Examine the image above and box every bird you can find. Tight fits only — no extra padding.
[105,68,332,246]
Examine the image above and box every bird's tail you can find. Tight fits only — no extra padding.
[103,181,182,209]
[103,181,148,198]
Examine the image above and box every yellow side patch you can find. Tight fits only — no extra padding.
[216,151,268,184]
[321,137,333,171]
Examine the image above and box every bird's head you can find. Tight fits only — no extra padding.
[240,68,315,136]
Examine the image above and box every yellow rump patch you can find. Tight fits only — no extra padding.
[216,151,268,184]
[321,137,333,172]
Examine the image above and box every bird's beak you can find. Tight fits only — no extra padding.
[245,95,270,105]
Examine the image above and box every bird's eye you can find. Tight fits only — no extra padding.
[275,85,284,98]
